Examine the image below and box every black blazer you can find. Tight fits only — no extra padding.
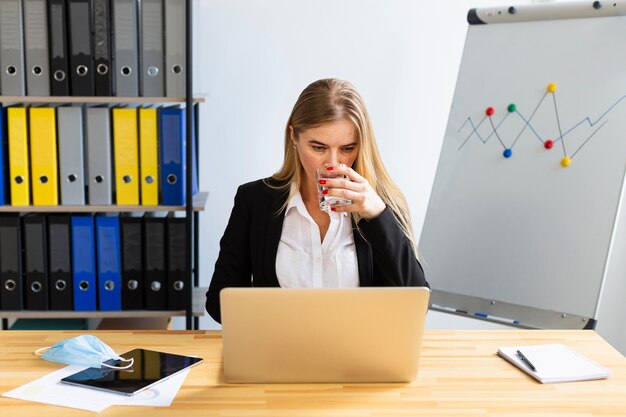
[206,178,428,322]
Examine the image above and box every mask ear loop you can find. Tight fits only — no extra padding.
[102,357,134,370]
[34,347,51,357]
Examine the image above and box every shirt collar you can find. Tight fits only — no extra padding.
[285,191,309,218]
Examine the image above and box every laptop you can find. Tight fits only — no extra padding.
[220,287,430,383]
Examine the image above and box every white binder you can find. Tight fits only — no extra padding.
[23,0,50,96]
[112,0,139,97]
[164,0,185,97]
[57,107,85,205]
[86,107,112,205]
[0,0,26,96]
[141,0,164,97]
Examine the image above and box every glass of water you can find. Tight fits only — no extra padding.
[316,167,352,213]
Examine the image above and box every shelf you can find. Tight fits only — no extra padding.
[0,1,202,330]
[0,191,208,213]
[0,96,205,104]
[0,287,207,319]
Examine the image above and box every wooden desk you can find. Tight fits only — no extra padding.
[1,330,625,416]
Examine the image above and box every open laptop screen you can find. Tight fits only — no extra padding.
[220,287,430,383]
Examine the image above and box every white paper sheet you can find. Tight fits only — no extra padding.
[498,344,611,384]
[2,365,190,412]
[112,369,189,407]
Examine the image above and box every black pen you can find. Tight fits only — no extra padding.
[516,350,537,372]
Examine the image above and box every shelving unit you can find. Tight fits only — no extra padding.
[0,96,205,104]
[0,0,202,330]
[0,191,208,213]
[0,287,207,319]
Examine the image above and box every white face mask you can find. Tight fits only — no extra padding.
[34,335,133,369]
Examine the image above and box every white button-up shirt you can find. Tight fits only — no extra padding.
[276,191,359,288]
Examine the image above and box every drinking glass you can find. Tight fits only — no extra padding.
[316,168,352,213]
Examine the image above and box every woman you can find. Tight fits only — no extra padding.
[206,78,428,323]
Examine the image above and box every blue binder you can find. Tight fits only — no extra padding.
[71,215,97,311]
[160,106,198,205]
[95,214,122,311]
[0,106,7,205]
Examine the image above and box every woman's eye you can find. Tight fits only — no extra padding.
[341,146,355,153]
[312,146,326,152]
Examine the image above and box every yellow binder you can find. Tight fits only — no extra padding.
[139,108,159,205]
[8,107,30,206]
[29,107,59,206]
[112,108,139,205]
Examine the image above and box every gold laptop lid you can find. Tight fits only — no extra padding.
[220,287,430,383]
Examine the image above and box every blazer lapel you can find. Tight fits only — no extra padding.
[263,188,288,287]
[353,220,373,286]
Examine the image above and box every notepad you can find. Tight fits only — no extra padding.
[497,344,611,384]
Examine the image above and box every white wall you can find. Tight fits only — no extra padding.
[179,0,535,330]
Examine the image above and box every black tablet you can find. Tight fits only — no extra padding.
[60,348,203,396]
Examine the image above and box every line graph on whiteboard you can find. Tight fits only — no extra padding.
[457,83,625,168]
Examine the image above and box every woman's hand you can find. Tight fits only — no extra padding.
[321,165,386,220]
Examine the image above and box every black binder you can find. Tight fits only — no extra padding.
[0,215,23,310]
[120,214,143,310]
[143,213,167,310]
[48,0,70,96]
[67,0,95,96]
[93,0,115,96]
[23,214,49,310]
[48,215,74,310]
[166,214,186,311]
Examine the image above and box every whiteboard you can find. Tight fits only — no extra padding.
[419,5,626,323]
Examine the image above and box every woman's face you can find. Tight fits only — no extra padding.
[292,119,359,185]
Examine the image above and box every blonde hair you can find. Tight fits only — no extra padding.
[268,78,417,254]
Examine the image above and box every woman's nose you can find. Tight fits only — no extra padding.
[327,150,339,166]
